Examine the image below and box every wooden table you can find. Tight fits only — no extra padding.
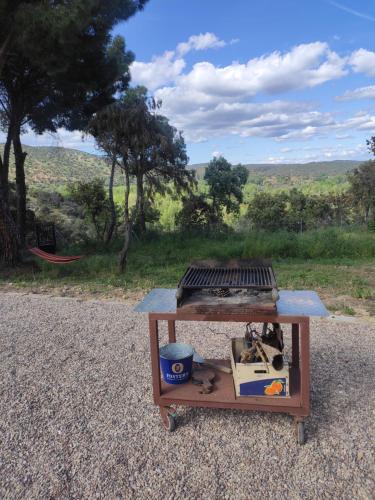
[135,289,328,444]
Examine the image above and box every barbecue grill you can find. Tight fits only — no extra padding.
[176,259,279,314]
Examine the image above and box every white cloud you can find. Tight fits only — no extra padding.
[16,38,368,154]
[266,156,288,164]
[305,143,367,160]
[0,128,95,153]
[154,96,335,142]
[212,151,222,158]
[267,142,368,164]
[130,32,229,90]
[275,111,375,141]
[148,41,351,141]
[349,49,375,76]
[176,33,226,56]
[132,40,348,98]
[335,133,352,139]
[174,42,347,100]
[130,51,185,91]
[337,84,375,101]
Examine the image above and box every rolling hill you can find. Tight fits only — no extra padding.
[190,160,362,180]
[2,145,111,186]
[1,144,363,186]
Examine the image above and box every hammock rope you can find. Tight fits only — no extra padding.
[28,247,83,264]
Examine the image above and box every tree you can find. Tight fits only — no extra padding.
[68,179,110,241]
[204,156,248,218]
[89,88,194,271]
[348,160,375,223]
[176,194,219,231]
[0,170,20,266]
[233,164,249,186]
[0,1,39,74]
[0,0,148,264]
[88,102,125,244]
[325,192,352,226]
[303,194,333,229]
[288,188,307,232]
[87,94,145,271]
[120,88,195,234]
[247,192,288,231]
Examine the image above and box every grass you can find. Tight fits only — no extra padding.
[2,227,375,315]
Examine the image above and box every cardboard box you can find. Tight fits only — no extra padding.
[230,338,290,397]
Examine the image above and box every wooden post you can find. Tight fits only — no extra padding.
[299,319,310,414]
[149,317,161,403]
[291,323,300,368]
[168,320,176,343]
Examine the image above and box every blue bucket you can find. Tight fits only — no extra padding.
[160,343,194,384]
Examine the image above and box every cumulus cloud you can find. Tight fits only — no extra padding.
[148,41,351,141]
[131,51,186,91]
[154,96,335,142]
[176,33,226,56]
[131,36,375,144]
[336,85,375,101]
[274,111,375,141]
[174,42,347,99]
[349,49,375,76]
[131,32,228,90]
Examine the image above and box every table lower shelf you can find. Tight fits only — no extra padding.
[157,361,303,414]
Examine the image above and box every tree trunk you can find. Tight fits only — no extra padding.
[0,181,20,267]
[135,172,146,233]
[118,167,132,273]
[105,156,117,244]
[364,205,370,224]
[12,125,27,247]
[0,125,13,200]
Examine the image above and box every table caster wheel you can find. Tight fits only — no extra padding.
[160,406,177,432]
[296,421,305,445]
[163,414,176,432]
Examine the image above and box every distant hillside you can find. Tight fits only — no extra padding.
[0,144,363,186]
[191,160,362,180]
[1,145,111,186]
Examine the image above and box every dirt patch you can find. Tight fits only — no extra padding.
[0,282,145,305]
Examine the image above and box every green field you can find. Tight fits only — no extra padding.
[3,228,375,317]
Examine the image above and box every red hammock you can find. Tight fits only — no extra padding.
[28,247,83,264]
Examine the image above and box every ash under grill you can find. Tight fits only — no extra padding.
[176,260,279,314]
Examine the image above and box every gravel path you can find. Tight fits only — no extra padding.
[0,292,374,499]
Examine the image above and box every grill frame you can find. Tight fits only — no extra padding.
[178,259,277,291]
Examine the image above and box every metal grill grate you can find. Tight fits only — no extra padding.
[179,261,276,290]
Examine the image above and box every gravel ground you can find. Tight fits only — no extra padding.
[0,292,374,499]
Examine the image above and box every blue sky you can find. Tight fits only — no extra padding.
[13,0,375,164]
